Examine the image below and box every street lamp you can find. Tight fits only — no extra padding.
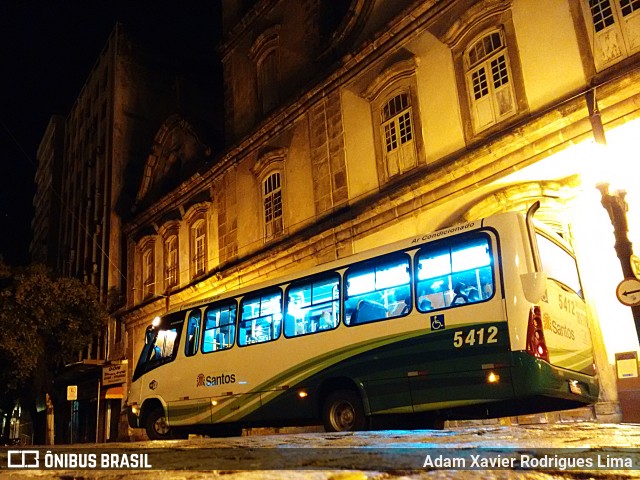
[596,183,640,324]
[587,90,640,336]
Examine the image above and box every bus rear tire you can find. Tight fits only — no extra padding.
[322,389,366,432]
[145,407,181,440]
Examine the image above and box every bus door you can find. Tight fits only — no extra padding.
[165,308,212,427]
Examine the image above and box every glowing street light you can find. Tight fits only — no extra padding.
[587,90,640,338]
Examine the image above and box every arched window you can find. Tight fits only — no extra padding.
[362,57,425,184]
[263,172,283,239]
[165,235,179,289]
[464,29,516,132]
[249,26,281,115]
[380,92,416,178]
[142,246,155,299]
[258,49,279,113]
[192,220,207,277]
[251,148,287,243]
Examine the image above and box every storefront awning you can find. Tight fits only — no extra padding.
[102,386,124,399]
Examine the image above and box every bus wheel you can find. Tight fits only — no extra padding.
[145,407,175,440]
[323,389,366,432]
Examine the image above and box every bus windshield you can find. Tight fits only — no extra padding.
[133,312,184,380]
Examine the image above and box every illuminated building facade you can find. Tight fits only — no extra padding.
[34,0,640,440]
[122,0,640,431]
[32,24,218,442]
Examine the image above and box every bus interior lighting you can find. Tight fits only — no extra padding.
[152,316,161,327]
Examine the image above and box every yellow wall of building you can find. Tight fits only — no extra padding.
[410,32,466,161]
[342,88,379,201]
[512,0,586,111]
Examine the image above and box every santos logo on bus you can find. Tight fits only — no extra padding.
[196,372,236,387]
[543,314,576,340]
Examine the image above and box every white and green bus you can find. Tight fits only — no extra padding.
[127,205,598,439]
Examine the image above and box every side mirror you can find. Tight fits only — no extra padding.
[521,272,547,304]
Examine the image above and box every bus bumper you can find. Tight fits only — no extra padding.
[511,352,599,404]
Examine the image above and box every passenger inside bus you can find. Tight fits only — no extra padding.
[450,283,469,305]
[247,323,266,343]
[419,296,433,311]
[318,310,334,330]
[468,287,480,302]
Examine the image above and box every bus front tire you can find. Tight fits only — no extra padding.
[145,407,179,440]
[322,389,366,432]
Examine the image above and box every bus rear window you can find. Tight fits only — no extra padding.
[536,233,582,297]
[415,234,494,310]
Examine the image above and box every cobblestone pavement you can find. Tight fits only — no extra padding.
[3,422,640,479]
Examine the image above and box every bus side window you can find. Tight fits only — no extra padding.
[239,289,282,346]
[285,273,340,337]
[415,234,494,311]
[202,302,237,353]
[345,254,411,326]
[185,310,201,357]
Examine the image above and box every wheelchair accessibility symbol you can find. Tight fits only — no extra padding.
[430,314,445,330]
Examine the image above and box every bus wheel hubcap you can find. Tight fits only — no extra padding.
[333,401,355,430]
[155,416,170,435]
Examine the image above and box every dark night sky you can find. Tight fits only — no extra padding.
[0,1,220,266]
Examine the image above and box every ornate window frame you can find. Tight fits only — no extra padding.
[463,28,516,133]
[185,204,210,279]
[580,0,640,72]
[249,25,281,114]
[138,237,156,300]
[443,1,528,141]
[251,148,287,242]
[159,221,181,291]
[362,57,426,184]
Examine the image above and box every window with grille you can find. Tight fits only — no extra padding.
[585,0,640,70]
[165,235,179,288]
[192,220,206,277]
[380,93,416,178]
[143,247,155,298]
[263,172,283,239]
[465,30,516,132]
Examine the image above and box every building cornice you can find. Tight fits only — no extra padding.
[218,0,282,59]
[125,0,451,235]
